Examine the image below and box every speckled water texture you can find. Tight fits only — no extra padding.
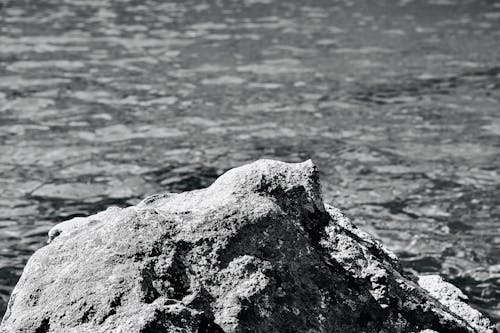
[0,0,499,326]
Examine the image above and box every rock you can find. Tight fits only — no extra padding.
[0,160,495,333]
[418,275,493,333]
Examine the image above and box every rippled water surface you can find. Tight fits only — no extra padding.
[1,0,500,325]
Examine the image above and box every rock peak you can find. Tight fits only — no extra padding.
[1,160,495,333]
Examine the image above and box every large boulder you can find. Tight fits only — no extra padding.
[1,160,495,333]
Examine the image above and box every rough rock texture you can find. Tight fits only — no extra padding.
[418,275,493,333]
[0,160,495,333]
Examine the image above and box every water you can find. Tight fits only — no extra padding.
[1,0,500,325]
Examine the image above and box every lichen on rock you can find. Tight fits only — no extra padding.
[0,160,496,333]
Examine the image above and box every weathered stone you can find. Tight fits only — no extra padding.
[418,275,493,333]
[0,160,495,333]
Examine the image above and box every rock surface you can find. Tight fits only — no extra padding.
[0,160,495,333]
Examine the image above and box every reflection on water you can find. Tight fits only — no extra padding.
[1,0,500,325]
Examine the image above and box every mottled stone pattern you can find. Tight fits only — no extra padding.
[0,160,495,332]
[1,0,500,327]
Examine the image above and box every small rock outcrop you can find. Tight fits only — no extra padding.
[1,160,495,333]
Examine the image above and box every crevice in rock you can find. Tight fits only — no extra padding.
[160,241,192,301]
[138,307,224,333]
[34,318,50,333]
[79,305,95,324]
[197,315,225,333]
[98,293,123,325]
[139,240,192,303]
[258,183,331,249]
[301,208,330,248]
[335,225,401,270]
[139,264,161,304]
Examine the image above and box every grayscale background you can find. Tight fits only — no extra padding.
[0,0,499,327]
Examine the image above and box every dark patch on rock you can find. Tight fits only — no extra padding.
[34,318,50,333]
